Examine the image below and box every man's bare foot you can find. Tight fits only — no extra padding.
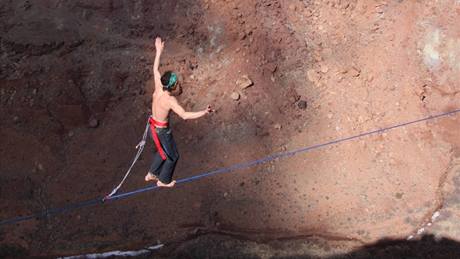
[157,180,176,188]
[145,172,158,182]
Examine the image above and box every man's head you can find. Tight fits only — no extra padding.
[161,71,178,91]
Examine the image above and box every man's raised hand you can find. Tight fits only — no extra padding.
[155,37,164,53]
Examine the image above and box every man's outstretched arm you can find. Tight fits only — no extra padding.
[170,98,212,120]
[153,37,164,92]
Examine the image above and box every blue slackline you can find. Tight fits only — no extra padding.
[1,108,459,227]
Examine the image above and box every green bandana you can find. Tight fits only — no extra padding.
[167,73,177,89]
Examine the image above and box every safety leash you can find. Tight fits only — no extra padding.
[103,119,150,201]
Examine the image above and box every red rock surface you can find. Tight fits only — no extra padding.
[1,0,460,257]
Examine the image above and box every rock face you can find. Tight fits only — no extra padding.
[2,0,460,258]
[48,104,89,129]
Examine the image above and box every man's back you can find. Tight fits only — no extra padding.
[152,90,171,122]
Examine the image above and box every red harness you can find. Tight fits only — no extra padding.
[148,117,169,160]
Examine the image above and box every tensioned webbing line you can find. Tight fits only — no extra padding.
[1,108,459,227]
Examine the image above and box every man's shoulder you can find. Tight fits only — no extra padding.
[165,95,180,109]
[166,94,178,102]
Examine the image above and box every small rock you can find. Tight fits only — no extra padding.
[297,100,307,110]
[89,118,99,128]
[417,228,425,235]
[68,131,74,137]
[432,211,440,221]
[223,192,228,197]
[266,63,277,73]
[290,93,301,104]
[13,116,19,123]
[188,61,198,70]
[314,54,322,62]
[230,92,240,101]
[320,64,329,73]
[327,113,333,119]
[37,163,44,171]
[322,48,333,57]
[367,74,374,82]
[274,123,282,130]
[307,69,321,83]
[23,1,32,10]
[350,67,361,77]
[236,75,253,89]
[337,75,344,82]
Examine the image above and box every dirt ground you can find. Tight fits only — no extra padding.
[1,0,460,257]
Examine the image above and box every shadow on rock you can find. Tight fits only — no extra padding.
[328,235,460,259]
[154,234,460,259]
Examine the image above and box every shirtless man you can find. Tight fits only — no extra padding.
[145,37,212,187]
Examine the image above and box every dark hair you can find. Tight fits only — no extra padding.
[161,71,173,91]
